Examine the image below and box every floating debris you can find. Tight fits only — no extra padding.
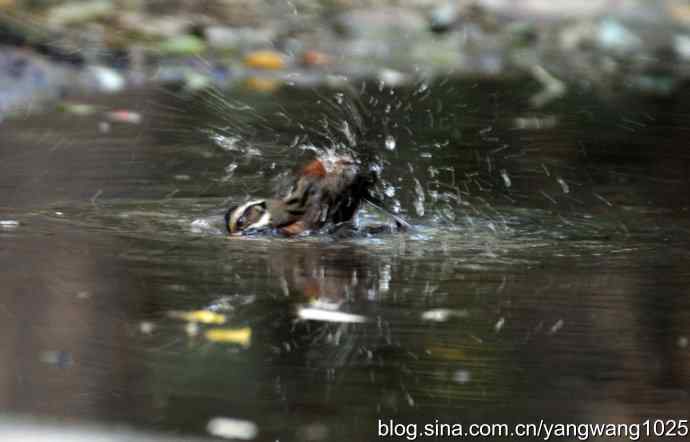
[169,310,227,325]
[207,417,258,440]
[297,307,367,323]
[384,135,396,151]
[205,327,252,347]
[106,110,142,124]
[244,50,285,70]
[0,220,19,229]
[494,317,505,333]
[420,309,468,322]
[678,336,688,349]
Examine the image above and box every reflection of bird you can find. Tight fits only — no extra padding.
[226,154,376,236]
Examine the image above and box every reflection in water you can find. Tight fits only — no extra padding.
[0,79,689,440]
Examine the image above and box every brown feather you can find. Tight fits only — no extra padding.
[279,221,307,236]
[301,159,327,177]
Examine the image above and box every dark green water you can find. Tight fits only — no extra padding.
[1,79,689,441]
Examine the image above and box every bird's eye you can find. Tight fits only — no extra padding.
[236,215,247,229]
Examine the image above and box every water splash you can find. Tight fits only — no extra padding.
[556,177,570,194]
[384,135,396,151]
[413,178,426,217]
[500,169,511,189]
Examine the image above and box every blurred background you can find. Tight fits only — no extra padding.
[1,1,689,441]
[2,0,690,110]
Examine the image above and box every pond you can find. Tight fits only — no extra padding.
[1,77,688,440]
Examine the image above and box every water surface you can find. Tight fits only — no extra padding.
[1,79,689,440]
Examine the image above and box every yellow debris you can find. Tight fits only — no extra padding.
[427,346,465,361]
[205,327,252,348]
[244,50,285,70]
[169,310,227,325]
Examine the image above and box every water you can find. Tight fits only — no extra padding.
[1,79,689,440]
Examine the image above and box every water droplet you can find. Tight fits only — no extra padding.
[211,134,241,152]
[548,319,564,335]
[500,169,512,188]
[384,135,396,151]
[557,177,570,194]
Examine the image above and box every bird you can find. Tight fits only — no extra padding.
[225,154,377,236]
